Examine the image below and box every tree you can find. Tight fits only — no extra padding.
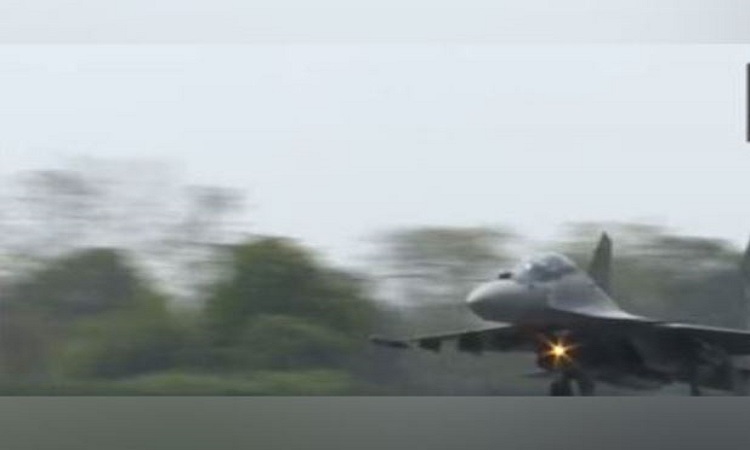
[0,157,249,303]
[0,307,56,380]
[372,226,517,305]
[5,248,146,321]
[0,169,104,264]
[156,184,247,304]
[228,314,357,370]
[204,237,376,370]
[0,247,173,379]
[53,295,186,379]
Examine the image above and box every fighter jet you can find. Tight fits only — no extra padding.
[370,233,750,396]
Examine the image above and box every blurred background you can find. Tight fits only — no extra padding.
[1,45,749,395]
[0,156,746,395]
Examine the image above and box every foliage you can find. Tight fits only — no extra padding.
[0,248,169,379]
[117,369,359,395]
[1,160,749,395]
[205,237,375,344]
[373,226,516,304]
[0,308,58,379]
[223,314,357,370]
[0,370,359,395]
[53,295,184,379]
[5,248,144,321]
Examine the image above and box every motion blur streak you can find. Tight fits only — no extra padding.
[0,158,748,395]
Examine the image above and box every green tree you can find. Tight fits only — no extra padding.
[53,292,185,379]
[0,158,249,303]
[204,237,376,370]
[373,226,516,305]
[0,307,56,380]
[0,247,179,380]
[226,314,356,370]
[6,248,147,321]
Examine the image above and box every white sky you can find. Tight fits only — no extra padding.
[1,45,750,266]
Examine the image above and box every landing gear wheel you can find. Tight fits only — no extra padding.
[550,378,574,396]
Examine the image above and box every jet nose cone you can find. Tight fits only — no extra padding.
[465,279,546,322]
[466,282,496,305]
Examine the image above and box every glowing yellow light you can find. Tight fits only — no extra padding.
[539,336,577,368]
[550,343,567,358]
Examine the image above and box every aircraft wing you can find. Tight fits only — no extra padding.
[562,310,750,355]
[370,322,528,353]
[655,322,750,355]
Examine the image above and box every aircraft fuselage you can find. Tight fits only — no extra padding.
[463,254,748,393]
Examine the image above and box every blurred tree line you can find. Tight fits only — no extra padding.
[0,158,747,395]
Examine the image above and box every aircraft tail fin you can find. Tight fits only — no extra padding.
[588,232,612,294]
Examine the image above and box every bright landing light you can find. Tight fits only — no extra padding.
[550,343,568,358]
[542,337,577,368]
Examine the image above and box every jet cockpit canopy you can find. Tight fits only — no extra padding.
[514,253,577,283]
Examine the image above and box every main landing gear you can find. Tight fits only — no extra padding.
[549,376,573,396]
[549,373,596,396]
[685,338,750,396]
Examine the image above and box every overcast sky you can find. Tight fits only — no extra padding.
[1,45,749,265]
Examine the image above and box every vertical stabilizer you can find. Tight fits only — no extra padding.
[588,232,612,294]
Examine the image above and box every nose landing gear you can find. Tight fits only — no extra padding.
[548,372,596,396]
[536,332,595,396]
[549,375,573,396]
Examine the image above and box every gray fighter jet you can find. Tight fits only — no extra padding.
[371,233,750,396]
